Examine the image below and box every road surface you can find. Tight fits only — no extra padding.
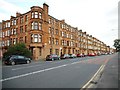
[1,53,118,89]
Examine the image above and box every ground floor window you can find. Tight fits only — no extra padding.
[63,49,66,54]
[50,48,52,54]
[55,49,59,55]
[68,49,70,54]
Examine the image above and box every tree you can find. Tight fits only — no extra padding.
[3,43,32,58]
[113,39,120,52]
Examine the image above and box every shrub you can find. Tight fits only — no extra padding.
[3,43,32,58]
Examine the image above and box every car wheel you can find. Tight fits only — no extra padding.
[26,60,30,64]
[11,61,15,65]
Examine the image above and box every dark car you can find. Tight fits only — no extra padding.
[46,54,60,61]
[4,55,31,65]
[60,54,70,59]
[69,54,77,58]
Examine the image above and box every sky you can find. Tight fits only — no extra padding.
[0,0,119,48]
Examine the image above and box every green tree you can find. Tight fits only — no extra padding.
[113,39,120,52]
[3,43,32,58]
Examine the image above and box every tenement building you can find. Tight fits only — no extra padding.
[1,3,111,60]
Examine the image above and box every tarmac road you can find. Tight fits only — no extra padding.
[1,54,118,89]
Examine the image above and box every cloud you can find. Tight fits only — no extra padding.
[0,0,25,21]
[0,0,119,48]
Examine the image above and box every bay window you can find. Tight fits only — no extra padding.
[31,34,42,43]
[32,22,42,30]
[32,12,42,19]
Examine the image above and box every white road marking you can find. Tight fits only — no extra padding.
[12,64,42,71]
[81,64,105,89]
[1,57,105,82]
[12,60,80,71]
[0,63,76,82]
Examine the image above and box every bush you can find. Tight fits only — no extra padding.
[3,43,32,58]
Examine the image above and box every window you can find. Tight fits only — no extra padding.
[48,18,51,24]
[34,34,38,42]
[64,40,67,46]
[55,49,59,55]
[13,29,16,35]
[8,22,10,27]
[71,41,73,46]
[32,22,42,30]
[11,20,13,25]
[31,34,42,43]
[55,29,59,35]
[67,34,69,38]
[61,40,64,45]
[50,48,52,54]
[8,30,10,36]
[32,22,36,29]
[71,35,73,39]
[4,41,6,46]
[20,26,23,33]
[7,40,10,46]
[32,12,42,19]
[39,12,42,19]
[20,17,23,24]
[25,25,27,32]
[51,19,54,25]
[39,23,42,30]
[49,37,51,44]
[20,37,23,42]
[5,31,7,36]
[35,12,38,18]
[2,41,4,46]
[48,27,51,33]
[64,32,67,38]
[61,24,64,29]
[18,56,24,59]
[51,28,54,34]
[5,22,10,28]
[12,19,16,25]
[55,39,59,45]
[2,32,4,38]
[11,29,13,35]
[62,32,64,37]
[25,15,28,21]
[32,12,34,18]
[67,41,69,46]
[39,35,42,42]
[13,38,16,45]
[52,38,54,44]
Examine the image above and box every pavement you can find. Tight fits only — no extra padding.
[93,53,119,89]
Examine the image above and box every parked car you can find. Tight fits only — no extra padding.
[77,53,85,57]
[69,54,77,58]
[4,55,31,65]
[60,54,70,59]
[46,54,60,61]
[88,53,96,56]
